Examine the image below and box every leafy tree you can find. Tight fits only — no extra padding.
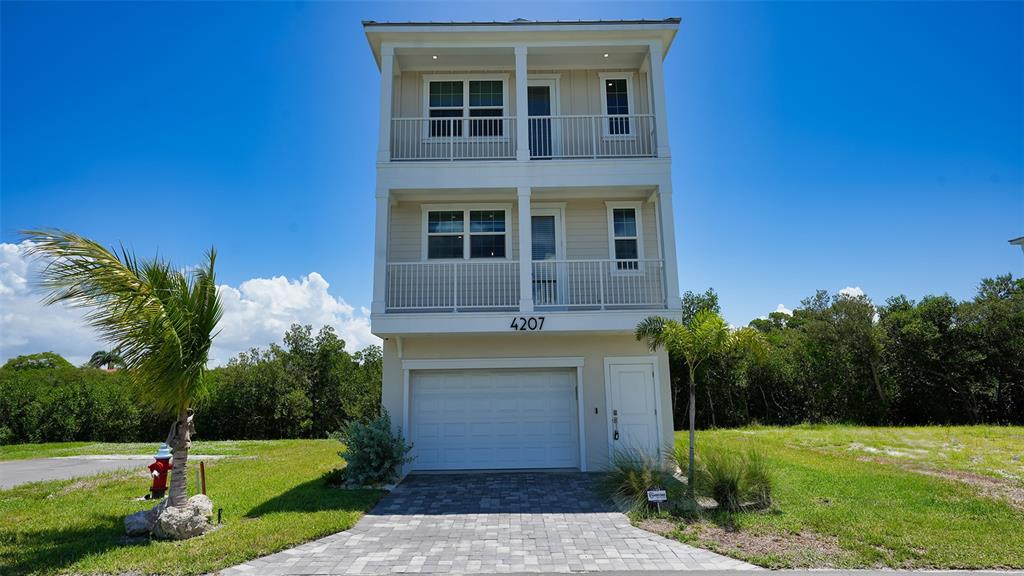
[3,352,73,371]
[25,229,222,508]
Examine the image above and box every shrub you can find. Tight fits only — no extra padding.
[599,448,675,515]
[336,411,413,487]
[683,446,774,512]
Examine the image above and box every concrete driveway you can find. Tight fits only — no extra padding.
[219,472,756,575]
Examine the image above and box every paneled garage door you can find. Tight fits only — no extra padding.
[410,368,579,470]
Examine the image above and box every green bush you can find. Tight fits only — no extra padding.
[336,411,413,487]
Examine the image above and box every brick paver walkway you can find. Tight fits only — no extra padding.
[217,472,757,574]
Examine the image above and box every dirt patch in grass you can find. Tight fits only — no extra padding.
[47,469,149,498]
[913,467,1024,510]
[637,516,853,568]
[855,456,1024,511]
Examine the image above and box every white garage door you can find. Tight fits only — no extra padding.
[410,368,579,470]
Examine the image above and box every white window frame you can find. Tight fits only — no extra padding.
[598,72,635,139]
[422,74,510,142]
[606,201,644,275]
[421,203,513,261]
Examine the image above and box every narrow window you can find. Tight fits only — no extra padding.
[469,210,506,258]
[612,207,639,270]
[468,81,504,137]
[427,210,464,259]
[604,78,631,135]
[428,81,463,137]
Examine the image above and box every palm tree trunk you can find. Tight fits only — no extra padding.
[687,368,696,499]
[167,408,192,507]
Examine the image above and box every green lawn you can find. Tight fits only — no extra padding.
[656,425,1024,569]
[0,440,381,576]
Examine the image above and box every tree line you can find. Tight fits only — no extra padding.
[0,324,382,445]
[669,274,1023,429]
[2,275,1021,445]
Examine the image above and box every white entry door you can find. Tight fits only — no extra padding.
[607,360,661,459]
[410,368,579,470]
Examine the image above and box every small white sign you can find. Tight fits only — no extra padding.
[646,489,667,502]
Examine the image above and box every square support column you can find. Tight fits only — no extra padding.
[648,40,671,159]
[515,46,530,162]
[371,186,390,314]
[376,45,395,163]
[657,182,681,310]
[517,186,534,312]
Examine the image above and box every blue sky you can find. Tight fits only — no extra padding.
[2,1,1022,361]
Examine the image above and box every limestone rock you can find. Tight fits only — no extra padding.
[123,499,167,536]
[125,495,213,540]
[153,505,206,539]
[188,494,214,517]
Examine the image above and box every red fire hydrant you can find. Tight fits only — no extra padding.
[146,443,173,500]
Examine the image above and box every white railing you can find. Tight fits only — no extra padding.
[391,117,517,161]
[386,261,520,311]
[528,114,656,159]
[531,259,666,309]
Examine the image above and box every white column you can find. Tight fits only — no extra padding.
[514,46,530,162]
[658,181,682,310]
[371,186,390,314]
[517,186,534,312]
[648,40,671,159]
[376,45,395,163]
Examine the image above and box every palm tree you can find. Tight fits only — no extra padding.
[636,309,766,497]
[25,229,223,508]
[88,349,124,370]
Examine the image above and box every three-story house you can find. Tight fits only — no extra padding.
[364,18,681,473]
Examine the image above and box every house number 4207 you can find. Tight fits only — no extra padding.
[510,316,545,331]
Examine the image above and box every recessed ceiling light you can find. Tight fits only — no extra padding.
[432,55,438,60]
[603,53,609,58]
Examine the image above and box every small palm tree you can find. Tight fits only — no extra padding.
[25,229,222,508]
[88,349,124,370]
[636,309,765,498]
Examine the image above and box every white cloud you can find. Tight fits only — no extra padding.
[774,303,793,316]
[212,273,378,365]
[839,286,865,298]
[0,242,378,367]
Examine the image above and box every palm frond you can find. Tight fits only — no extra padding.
[23,229,223,415]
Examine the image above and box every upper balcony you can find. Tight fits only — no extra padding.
[366,20,678,165]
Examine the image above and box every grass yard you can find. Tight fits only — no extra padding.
[648,425,1024,569]
[0,439,381,576]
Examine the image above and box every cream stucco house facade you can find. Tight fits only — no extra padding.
[365,19,681,473]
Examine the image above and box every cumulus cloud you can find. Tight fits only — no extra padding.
[0,242,378,367]
[774,303,793,316]
[839,286,865,298]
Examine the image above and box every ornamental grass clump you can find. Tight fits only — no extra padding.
[336,411,413,487]
[600,448,674,515]
[671,444,775,512]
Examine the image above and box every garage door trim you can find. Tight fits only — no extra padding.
[401,357,586,472]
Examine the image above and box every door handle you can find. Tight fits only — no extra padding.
[612,409,619,441]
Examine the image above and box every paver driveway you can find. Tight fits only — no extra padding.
[219,472,756,575]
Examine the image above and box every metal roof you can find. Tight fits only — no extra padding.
[362,18,680,27]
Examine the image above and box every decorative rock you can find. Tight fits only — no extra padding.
[188,494,214,517]
[153,503,209,540]
[123,498,167,536]
[124,495,213,540]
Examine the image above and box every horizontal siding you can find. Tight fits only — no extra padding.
[389,197,660,262]
[391,68,648,118]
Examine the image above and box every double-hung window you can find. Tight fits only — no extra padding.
[599,73,634,137]
[425,207,508,260]
[608,203,642,271]
[426,77,506,138]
